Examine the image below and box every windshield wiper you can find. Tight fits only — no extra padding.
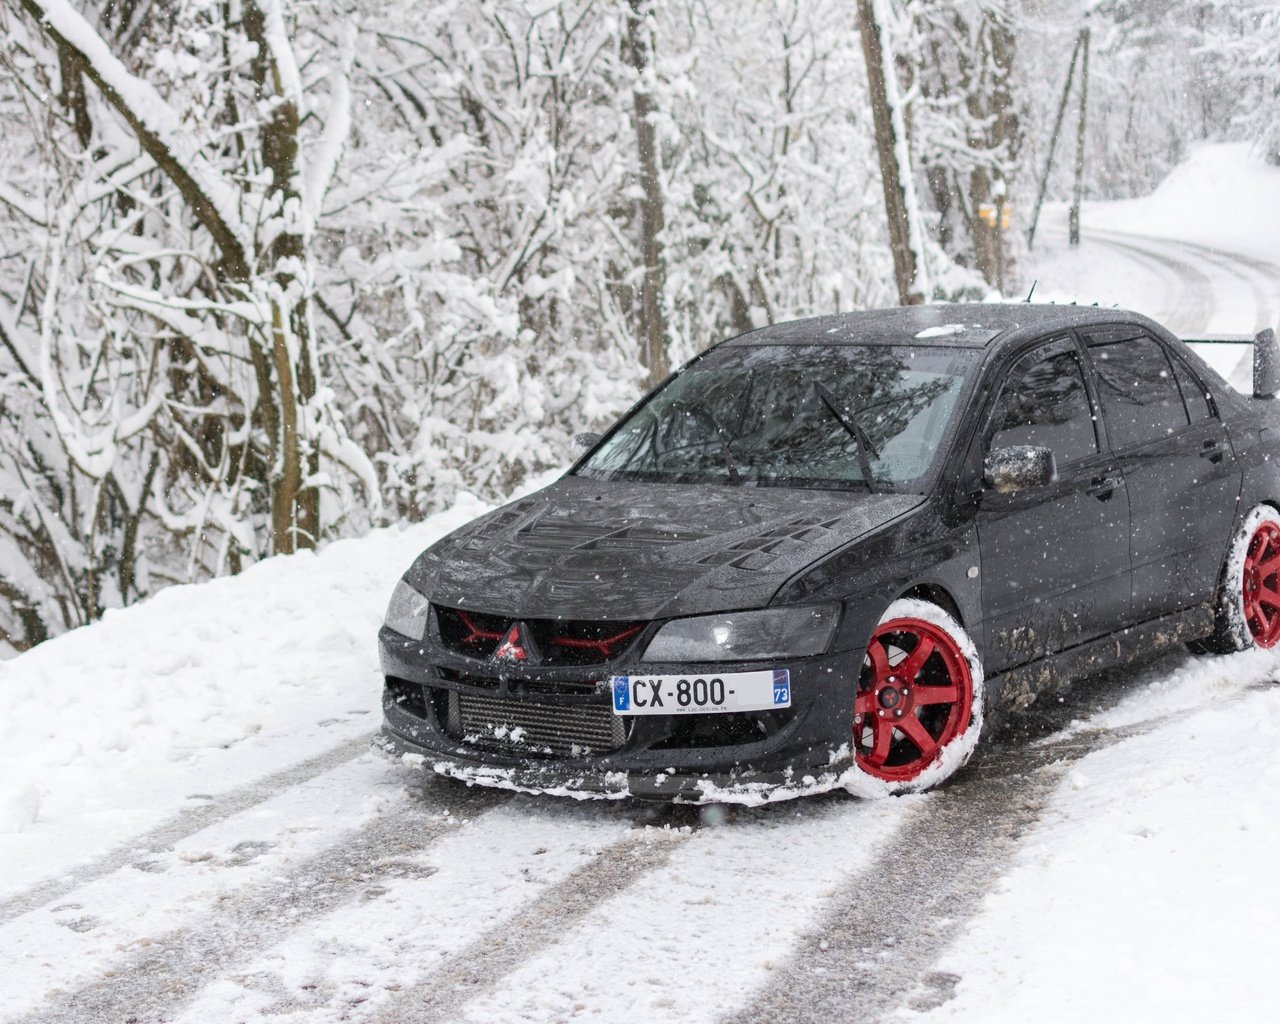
[815,382,881,493]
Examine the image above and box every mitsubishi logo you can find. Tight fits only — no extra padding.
[493,623,530,663]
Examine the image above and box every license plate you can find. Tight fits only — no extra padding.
[610,669,791,716]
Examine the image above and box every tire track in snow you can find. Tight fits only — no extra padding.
[444,795,912,1024]
[7,780,512,1024]
[722,669,1279,1024]
[715,721,1125,1024]
[1158,238,1280,334]
[360,804,701,1024]
[0,732,374,928]
[0,754,424,1021]
[164,798,696,1024]
[1085,228,1280,337]
[1084,229,1217,335]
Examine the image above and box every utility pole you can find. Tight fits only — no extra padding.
[1026,31,1084,250]
[1068,25,1091,248]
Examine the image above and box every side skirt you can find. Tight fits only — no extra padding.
[986,603,1216,712]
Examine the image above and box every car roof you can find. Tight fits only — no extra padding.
[721,303,1162,350]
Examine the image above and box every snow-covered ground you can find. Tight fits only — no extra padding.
[3,143,1280,1023]
[893,658,1280,1024]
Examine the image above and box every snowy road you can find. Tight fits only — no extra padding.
[1086,229,1280,336]
[1036,223,1280,336]
[3,646,1276,1024]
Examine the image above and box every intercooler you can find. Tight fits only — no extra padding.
[446,692,626,756]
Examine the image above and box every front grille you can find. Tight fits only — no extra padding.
[436,607,510,659]
[446,692,626,756]
[525,619,644,666]
[434,606,645,666]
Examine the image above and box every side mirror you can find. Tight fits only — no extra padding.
[573,431,602,450]
[984,445,1057,494]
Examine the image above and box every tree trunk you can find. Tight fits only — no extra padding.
[969,14,1017,288]
[623,0,670,387]
[245,0,319,553]
[857,0,924,305]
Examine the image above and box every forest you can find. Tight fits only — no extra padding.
[0,0,1277,652]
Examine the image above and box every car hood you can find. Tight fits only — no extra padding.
[407,475,920,621]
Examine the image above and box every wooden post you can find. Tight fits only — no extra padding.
[996,199,1006,295]
[1069,26,1090,248]
[1027,31,1084,250]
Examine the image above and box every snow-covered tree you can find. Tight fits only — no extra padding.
[0,0,376,647]
[909,0,1021,292]
[661,0,894,348]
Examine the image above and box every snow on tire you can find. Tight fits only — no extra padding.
[844,597,984,799]
[1204,503,1280,652]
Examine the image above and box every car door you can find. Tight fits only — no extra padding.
[1081,328,1242,621]
[975,335,1133,674]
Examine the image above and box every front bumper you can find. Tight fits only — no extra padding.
[377,625,861,805]
[372,727,854,804]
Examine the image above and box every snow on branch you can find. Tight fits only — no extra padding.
[304,21,357,229]
[0,181,46,226]
[0,297,36,382]
[95,272,266,332]
[17,0,251,277]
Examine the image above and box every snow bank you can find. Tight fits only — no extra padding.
[1090,142,1280,262]
[896,647,1280,1023]
[0,494,492,890]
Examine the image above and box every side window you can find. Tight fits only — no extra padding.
[1087,334,1190,448]
[990,346,1098,466]
[1169,354,1213,422]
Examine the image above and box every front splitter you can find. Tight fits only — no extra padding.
[372,728,855,806]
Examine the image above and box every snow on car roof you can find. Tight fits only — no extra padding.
[723,303,1151,349]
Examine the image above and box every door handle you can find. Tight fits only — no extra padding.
[1087,475,1118,500]
[1199,438,1225,463]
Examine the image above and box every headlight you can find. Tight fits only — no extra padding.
[641,604,839,662]
[384,579,430,640]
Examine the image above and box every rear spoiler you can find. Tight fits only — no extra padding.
[1182,328,1280,399]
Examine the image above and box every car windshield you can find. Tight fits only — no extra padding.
[576,343,978,491]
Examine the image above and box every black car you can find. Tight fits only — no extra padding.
[375,304,1280,802]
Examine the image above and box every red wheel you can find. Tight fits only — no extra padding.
[1200,505,1280,653]
[1243,518,1280,647]
[849,599,982,795]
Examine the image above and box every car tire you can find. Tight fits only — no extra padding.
[844,597,985,798]
[1194,503,1280,654]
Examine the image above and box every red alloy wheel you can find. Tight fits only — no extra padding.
[853,616,974,783]
[1242,520,1280,647]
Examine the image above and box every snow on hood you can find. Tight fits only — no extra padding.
[406,475,920,620]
